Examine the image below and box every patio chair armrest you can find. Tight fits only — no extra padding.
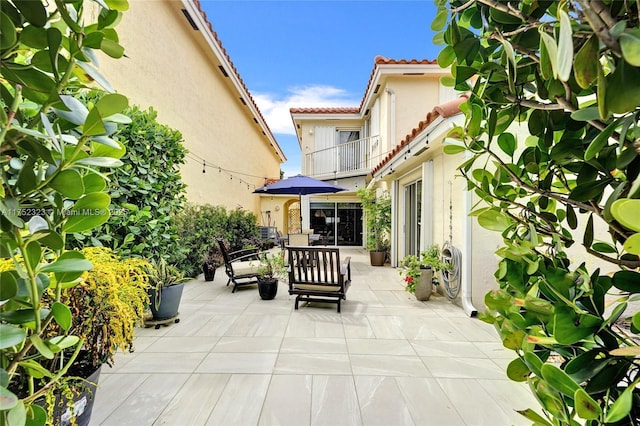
[228,248,260,260]
[229,252,261,263]
[340,257,351,277]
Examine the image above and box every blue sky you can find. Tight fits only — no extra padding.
[199,1,442,177]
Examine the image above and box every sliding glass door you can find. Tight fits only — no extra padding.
[404,180,422,256]
[310,202,362,246]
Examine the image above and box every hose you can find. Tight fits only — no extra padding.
[441,242,462,300]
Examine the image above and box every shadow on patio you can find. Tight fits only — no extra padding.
[90,248,537,425]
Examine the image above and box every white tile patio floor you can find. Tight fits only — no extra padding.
[90,248,538,426]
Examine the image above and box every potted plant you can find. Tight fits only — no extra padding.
[357,188,392,266]
[256,251,287,300]
[44,248,150,425]
[202,247,221,282]
[146,258,189,321]
[399,245,448,301]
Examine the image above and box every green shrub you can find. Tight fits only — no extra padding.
[435,1,640,424]
[70,105,187,264]
[173,204,260,277]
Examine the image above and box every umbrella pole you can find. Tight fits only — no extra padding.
[299,193,303,232]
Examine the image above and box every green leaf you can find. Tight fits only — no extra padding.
[17,360,52,379]
[574,35,599,89]
[620,28,640,67]
[0,387,18,411]
[541,363,581,397]
[0,271,18,300]
[557,10,573,82]
[74,157,123,168]
[431,8,448,31]
[42,251,91,284]
[96,93,128,117]
[443,144,466,155]
[19,25,47,49]
[83,173,106,193]
[24,241,41,272]
[29,335,54,359]
[604,384,634,423]
[12,0,48,27]
[611,199,640,232]
[597,59,608,119]
[39,258,93,274]
[478,209,512,232]
[515,408,553,426]
[48,336,80,350]
[507,357,530,382]
[50,169,85,199]
[585,118,617,161]
[569,180,609,202]
[540,31,558,79]
[75,60,115,93]
[497,133,516,157]
[47,27,62,80]
[0,12,17,49]
[30,230,63,251]
[8,400,26,426]
[574,387,601,420]
[105,0,129,11]
[606,61,640,114]
[437,45,456,68]
[51,302,72,331]
[0,324,26,349]
[63,192,111,233]
[632,311,640,330]
[100,38,124,59]
[611,270,640,293]
[623,233,640,255]
[570,106,600,122]
[26,404,47,425]
[83,106,107,136]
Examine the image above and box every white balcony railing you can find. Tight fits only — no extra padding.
[304,135,379,178]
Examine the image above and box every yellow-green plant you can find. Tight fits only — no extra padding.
[62,247,150,367]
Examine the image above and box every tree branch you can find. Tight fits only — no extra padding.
[504,94,565,110]
[451,0,476,14]
[575,0,622,56]
[477,0,538,24]
[585,245,640,268]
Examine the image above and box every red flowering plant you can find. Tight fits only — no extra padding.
[399,254,422,294]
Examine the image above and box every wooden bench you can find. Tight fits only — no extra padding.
[287,246,351,313]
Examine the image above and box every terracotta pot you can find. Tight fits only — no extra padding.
[415,267,433,301]
[369,250,386,266]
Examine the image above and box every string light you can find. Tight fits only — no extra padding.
[184,151,277,192]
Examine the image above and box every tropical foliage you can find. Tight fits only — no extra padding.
[357,187,392,251]
[435,0,640,424]
[173,203,261,277]
[0,0,130,423]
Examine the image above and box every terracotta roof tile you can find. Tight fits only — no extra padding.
[290,107,360,114]
[191,0,280,154]
[371,95,468,176]
[291,56,439,117]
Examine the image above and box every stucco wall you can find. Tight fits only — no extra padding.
[95,1,281,214]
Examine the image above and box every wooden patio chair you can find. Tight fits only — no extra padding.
[216,238,261,293]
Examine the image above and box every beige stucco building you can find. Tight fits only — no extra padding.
[283,57,455,245]
[95,0,285,214]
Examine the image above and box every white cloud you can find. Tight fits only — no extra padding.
[253,85,360,135]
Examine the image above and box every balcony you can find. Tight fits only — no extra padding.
[304,135,380,179]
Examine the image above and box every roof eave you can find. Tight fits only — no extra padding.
[183,0,287,162]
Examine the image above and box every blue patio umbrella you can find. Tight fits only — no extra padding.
[254,174,347,230]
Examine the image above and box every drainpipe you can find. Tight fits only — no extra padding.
[385,88,395,151]
[462,160,478,317]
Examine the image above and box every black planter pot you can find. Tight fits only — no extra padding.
[149,282,184,320]
[369,250,386,266]
[202,261,216,282]
[257,277,278,300]
[36,362,101,426]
